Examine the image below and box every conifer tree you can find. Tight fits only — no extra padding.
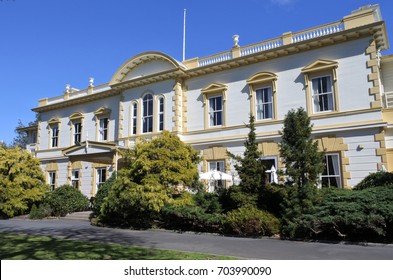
[228,114,265,207]
[279,108,325,238]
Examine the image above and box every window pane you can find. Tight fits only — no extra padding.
[209,96,223,126]
[312,76,333,112]
[256,87,273,120]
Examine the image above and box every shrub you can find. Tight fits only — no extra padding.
[0,147,47,218]
[354,171,393,190]
[29,203,52,220]
[44,185,90,217]
[294,186,393,242]
[92,172,117,217]
[100,181,170,228]
[161,204,222,233]
[223,206,280,237]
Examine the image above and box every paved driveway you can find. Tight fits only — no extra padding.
[0,219,392,259]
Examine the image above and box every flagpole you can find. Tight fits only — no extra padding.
[182,9,186,61]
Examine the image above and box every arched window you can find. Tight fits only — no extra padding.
[142,94,153,133]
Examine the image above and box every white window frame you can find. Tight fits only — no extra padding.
[74,122,82,145]
[208,96,223,127]
[255,86,273,120]
[320,153,342,188]
[48,171,56,191]
[158,96,164,131]
[51,126,59,148]
[142,94,153,133]
[71,169,80,189]
[312,75,334,113]
[208,160,225,192]
[96,168,107,190]
[260,156,278,184]
[131,102,138,135]
[99,118,108,141]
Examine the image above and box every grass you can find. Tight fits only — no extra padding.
[0,233,235,260]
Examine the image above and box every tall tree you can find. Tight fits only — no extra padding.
[279,107,325,238]
[228,114,265,207]
[99,131,201,228]
[0,146,47,218]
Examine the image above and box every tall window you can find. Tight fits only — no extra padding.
[209,96,223,127]
[131,102,137,135]
[99,118,108,141]
[302,60,338,115]
[48,172,56,191]
[321,153,341,188]
[158,97,164,131]
[96,168,106,190]
[72,170,80,189]
[312,75,334,112]
[51,126,59,148]
[208,160,225,192]
[74,122,82,144]
[143,94,153,133]
[256,87,273,120]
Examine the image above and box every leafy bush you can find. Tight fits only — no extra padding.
[44,185,89,217]
[29,203,52,220]
[100,181,170,228]
[194,192,223,214]
[292,186,393,242]
[223,206,280,237]
[354,171,393,190]
[0,147,47,218]
[161,204,222,233]
[92,172,117,217]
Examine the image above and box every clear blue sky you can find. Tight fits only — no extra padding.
[1,0,392,144]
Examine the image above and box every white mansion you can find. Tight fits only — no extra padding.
[21,5,393,198]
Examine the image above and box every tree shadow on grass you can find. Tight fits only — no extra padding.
[0,233,221,260]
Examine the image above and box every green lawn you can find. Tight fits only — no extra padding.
[0,233,235,260]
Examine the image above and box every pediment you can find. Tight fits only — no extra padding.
[69,112,84,120]
[94,107,111,116]
[201,83,227,93]
[63,141,116,156]
[302,59,338,73]
[247,72,277,85]
[109,52,186,86]
[48,117,61,125]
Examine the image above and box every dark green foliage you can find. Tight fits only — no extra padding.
[289,186,393,241]
[227,114,265,207]
[223,206,280,237]
[161,191,223,233]
[279,108,325,238]
[279,108,325,189]
[29,203,52,220]
[161,205,223,233]
[92,172,117,217]
[44,185,89,217]
[354,171,393,190]
[100,180,170,228]
[194,192,223,214]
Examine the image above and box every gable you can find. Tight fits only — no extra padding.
[109,52,186,86]
[301,59,338,73]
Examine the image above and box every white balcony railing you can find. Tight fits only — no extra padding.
[384,91,393,108]
[291,21,344,43]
